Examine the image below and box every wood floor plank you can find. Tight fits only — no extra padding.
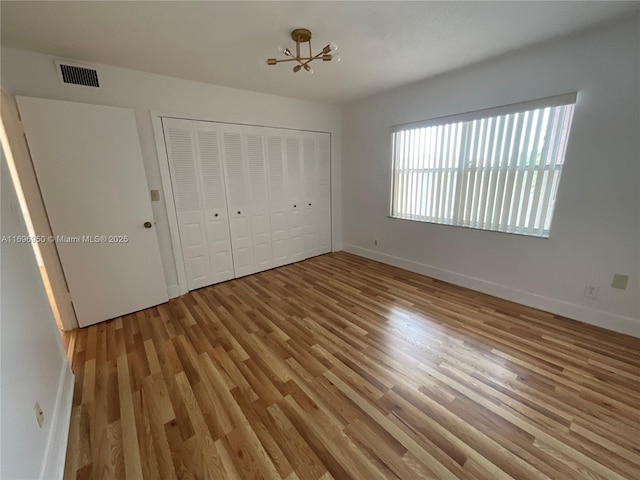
[116,355,143,480]
[132,390,161,480]
[174,371,228,479]
[140,378,178,480]
[63,252,640,480]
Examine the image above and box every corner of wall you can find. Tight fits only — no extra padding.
[343,243,640,338]
[40,364,74,480]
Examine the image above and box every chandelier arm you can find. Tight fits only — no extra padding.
[270,56,315,65]
[273,58,305,64]
[298,51,326,68]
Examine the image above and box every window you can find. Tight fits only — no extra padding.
[390,93,576,237]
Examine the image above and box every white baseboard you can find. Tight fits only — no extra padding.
[40,363,74,480]
[342,244,640,338]
[167,283,182,299]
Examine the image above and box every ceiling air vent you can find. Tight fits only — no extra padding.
[58,63,100,87]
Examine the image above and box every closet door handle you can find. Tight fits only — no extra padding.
[237,211,241,215]
[293,204,297,208]
[308,203,312,206]
[214,213,218,217]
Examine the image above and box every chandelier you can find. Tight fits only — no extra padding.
[267,28,339,73]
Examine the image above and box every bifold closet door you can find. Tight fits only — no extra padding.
[165,120,331,291]
[218,125,275,277]
[317,133,332,254]
[163,118,234,289]
[244,127,273,272]
[163,118,211,290]
[302,133,319,258]
[192,122,235,283]
[219,125,255,277]
[284,134,305,262]
[265,130,290,267]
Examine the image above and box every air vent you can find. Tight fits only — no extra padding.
[59,63,100,87]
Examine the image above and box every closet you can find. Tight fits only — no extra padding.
[162,118,331,291]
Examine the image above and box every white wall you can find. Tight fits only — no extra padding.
[341,18,640,336]
[1,148,74,479]
[0,48,342,296]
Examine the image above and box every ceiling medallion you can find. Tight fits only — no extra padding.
[267,28,340,73]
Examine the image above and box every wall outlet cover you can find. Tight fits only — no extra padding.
[611,274,629,290]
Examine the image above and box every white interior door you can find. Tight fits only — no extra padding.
[285,135,305,262]
[18,97,168,327]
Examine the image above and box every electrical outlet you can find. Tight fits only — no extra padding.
[584,284,599,299]
[150,189,160,202]
[34,401,44,428]
[611,274,629,290]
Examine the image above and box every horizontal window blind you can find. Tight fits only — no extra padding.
[390,94,576,237]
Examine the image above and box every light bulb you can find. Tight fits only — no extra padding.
[278,46,292,57]
[332,54,341,63]
[303,64,314,74]
[329,42,338,52]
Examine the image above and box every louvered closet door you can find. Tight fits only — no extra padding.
[220,125,255,277]
[265,129,289,267]
[317,133,332,254]
[162,118,212,290]
[244,128,273,272]
[285,134,305,262]
[302,133,319,257]
[192,122,234,284]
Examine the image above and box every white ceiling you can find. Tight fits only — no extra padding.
[1,1,637,105]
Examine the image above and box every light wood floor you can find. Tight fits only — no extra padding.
[64,252,640,480]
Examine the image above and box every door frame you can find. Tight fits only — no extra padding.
[0,87,79,330]
[150,110,332,296]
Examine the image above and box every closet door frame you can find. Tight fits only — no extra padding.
[152,111,332,297]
